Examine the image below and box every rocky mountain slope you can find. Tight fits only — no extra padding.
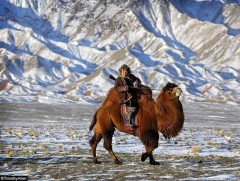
[0,0,240,104]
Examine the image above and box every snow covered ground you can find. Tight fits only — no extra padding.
[0,102,239,180]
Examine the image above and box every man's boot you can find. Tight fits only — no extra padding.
[128,107,137,128]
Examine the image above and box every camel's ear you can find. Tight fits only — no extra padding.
[164,82,178,89]
[163,82,171,91]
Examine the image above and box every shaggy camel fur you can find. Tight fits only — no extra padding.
[89,82,184,165]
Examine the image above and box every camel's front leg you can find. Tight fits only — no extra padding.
[141,146,160,165]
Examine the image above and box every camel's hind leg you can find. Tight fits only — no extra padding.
[89,133,102,164]
[102,131,121,164]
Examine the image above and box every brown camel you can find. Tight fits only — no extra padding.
[89,82,184,165]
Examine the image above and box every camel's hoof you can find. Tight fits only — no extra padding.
[114,159,122,164]
[150,161,160,165]
[93,158,101,164]
[141,153,149,162]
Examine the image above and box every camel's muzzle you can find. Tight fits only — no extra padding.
[176,88,182,97]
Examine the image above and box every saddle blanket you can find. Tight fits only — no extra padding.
[120,104,139,130]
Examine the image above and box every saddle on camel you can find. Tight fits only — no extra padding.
[89,65,184,165]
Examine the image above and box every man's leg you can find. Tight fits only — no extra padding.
[126,106,135,127]
[129,107,136,125]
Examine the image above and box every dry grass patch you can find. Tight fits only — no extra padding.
[5,149,16,157]
[191,146,202,155]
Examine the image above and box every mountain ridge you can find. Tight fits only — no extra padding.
[0,0,240,104]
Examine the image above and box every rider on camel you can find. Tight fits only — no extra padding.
[114,64,141,128]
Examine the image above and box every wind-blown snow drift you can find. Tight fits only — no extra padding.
[0,0,240,104]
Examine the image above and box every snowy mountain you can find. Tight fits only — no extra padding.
[0,0,240,104]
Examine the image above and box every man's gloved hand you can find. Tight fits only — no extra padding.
[133,80,140,87]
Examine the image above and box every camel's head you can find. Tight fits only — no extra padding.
[162,82,182,99]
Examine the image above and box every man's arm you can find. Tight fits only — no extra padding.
[129,74,141,87]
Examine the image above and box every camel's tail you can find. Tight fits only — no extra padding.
[89,110,98,132]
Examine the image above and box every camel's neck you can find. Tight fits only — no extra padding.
[155,98,184,121]
[154,92,184,139]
